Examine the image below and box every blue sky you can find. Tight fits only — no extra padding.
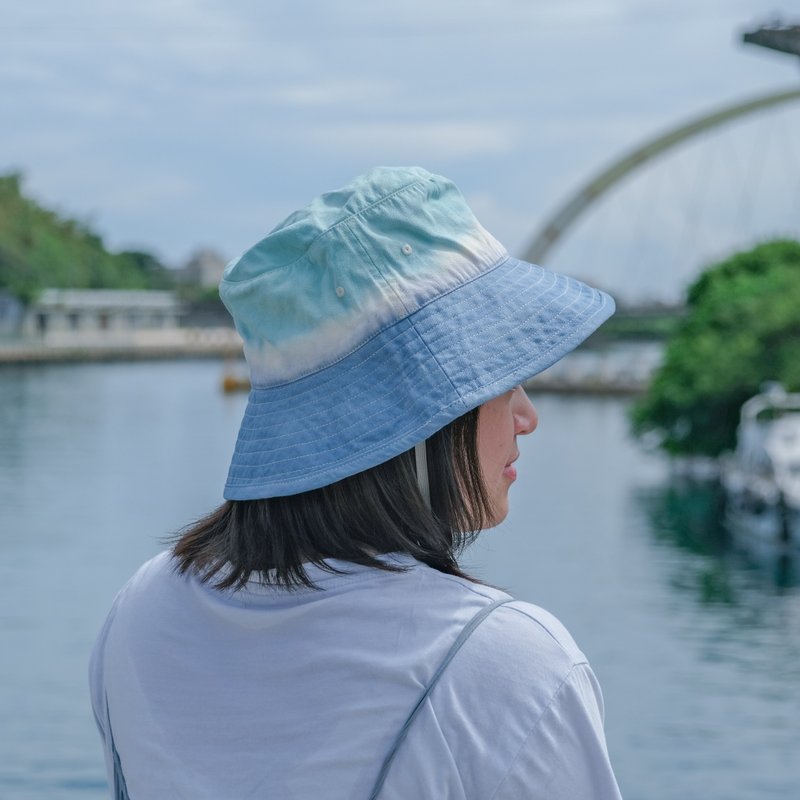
[3,1,798,301]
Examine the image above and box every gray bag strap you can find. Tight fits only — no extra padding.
[368,597,512,800]
[107,701,131,800]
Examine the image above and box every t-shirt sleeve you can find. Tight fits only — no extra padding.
[490,662,623,800]
[88,592,122,790]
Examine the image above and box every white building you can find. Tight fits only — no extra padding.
[181,249,228,289]
[23,289,185,340]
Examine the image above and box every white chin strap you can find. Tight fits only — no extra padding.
[414,441,431,509]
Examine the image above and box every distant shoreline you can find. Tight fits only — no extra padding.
[0,344,244,365]
[0,328,244,365]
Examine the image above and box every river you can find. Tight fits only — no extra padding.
[0,359,797,799]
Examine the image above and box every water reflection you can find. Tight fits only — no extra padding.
[3,367,799,800]
[634,477,799,602]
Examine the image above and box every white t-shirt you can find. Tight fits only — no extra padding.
[90,551,622,799]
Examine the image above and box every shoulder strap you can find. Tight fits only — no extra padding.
[107,700,131,800]
[368,597,512,799]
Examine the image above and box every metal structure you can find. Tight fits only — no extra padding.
[523,87,800,265]
[743,23,800,59]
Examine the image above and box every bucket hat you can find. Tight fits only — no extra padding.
[220,166,614,500]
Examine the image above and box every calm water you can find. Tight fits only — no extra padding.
[1,360,798,799]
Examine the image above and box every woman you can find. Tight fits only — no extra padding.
[90,166,623,798]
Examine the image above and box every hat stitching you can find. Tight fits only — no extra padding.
[234,277,596,443]
[227,300,609,486]
[221,176,431,280]
[344,219,412,317]
[240,257,553,411]
[222,306,604,488]
[226,394,466,484]
[245,251,513,393]
[225,303,609,488]
[237,286,558,444]
[235,377,447,458]
[238,281,577,447]
[231,298,590,468]
[409,315,462,400]
[235,347,437,444]
[246,319,412,398]
[414,263,552,345]
[428,280,573,358]
[225,291,607,474]
[403,268,549,408]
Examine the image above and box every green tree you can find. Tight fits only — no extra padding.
[118,250,176,290]
[0,172,173,301]
[631,239,800,457]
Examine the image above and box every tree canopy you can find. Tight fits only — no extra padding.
[630,239,800,457]
[0,172,174,303]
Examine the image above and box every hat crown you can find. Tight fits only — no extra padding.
[220,166,506,387]
[225,166,431,277]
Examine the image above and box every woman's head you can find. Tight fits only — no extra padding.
[175,393,537,589]
[218,167,613,503]
[179,167,612,586]
[175,385,541,589]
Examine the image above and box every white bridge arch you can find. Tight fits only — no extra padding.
[524,86,800,275]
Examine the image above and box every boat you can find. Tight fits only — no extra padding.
[720,383,800,553]
[221,359,251,393]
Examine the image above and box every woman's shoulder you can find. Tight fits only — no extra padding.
[491,598,587,667]
[424,566,587,670]
[113,549,178,599]
[99,550,190,632]
[396,567,606,798]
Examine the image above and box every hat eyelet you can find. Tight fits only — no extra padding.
[401,244,413,255]
[335,286,346,298]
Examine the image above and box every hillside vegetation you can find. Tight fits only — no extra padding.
[631,239,800,457]
[0,172,174,303]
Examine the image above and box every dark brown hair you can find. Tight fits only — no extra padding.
[172,407,491,590]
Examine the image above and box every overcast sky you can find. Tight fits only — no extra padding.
[3,1,798,301]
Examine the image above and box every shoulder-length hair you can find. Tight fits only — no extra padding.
[172,407,492,590]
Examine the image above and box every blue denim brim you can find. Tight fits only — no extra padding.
[223,255,614,499]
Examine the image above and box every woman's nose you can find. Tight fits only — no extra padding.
[512,386,538,435]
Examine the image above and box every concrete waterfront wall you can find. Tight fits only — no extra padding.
[0,327,243,364]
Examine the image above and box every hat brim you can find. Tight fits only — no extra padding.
[223,255,614,499]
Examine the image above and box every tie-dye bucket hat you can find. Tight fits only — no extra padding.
[220,166,614,500]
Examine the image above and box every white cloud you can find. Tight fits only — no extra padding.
[297,120,519,159]
[275,79,399,108]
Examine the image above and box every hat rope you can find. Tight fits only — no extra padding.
[414,441,431,509]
